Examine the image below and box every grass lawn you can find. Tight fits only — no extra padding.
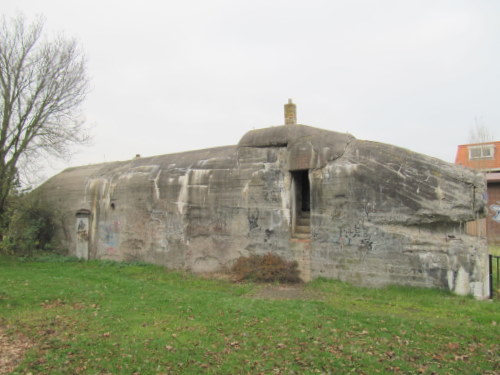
[0,255,498,374]
[490,245,500,256]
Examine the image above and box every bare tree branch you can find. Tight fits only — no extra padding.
[0,14,89,221]
[468,117,494,144]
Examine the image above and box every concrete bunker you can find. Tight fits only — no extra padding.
[37,101,490,298]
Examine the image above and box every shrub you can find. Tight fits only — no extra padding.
[0,194,56,256]
[231,253,301,283]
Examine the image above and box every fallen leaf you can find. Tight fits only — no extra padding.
[230,341,240,349]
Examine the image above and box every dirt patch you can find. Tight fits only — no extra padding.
[199,271,235,281]
[199,272,324,300]
[0,326,32,375]
[248,284,323,301]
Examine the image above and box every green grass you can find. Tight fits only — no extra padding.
[490,245,500,256]
[1,255,498,374]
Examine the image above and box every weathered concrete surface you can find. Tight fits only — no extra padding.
[309,139,488,297]
[37,124,490,298]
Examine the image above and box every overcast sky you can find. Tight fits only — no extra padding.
[4,0,500,180]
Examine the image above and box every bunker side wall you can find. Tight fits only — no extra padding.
[309,141,489,297]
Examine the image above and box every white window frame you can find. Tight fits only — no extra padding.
[468,144,494,160]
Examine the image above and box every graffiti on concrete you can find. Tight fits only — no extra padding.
[338,223,373,261]
[491,204,500,223]
[99,221,121,254]
[211,216,228,234]
[76,219,88,242]
[248,209,259,231]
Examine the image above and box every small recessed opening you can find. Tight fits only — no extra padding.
[110,202,115,210]
[292,170,310,212]
[291,170,311,238]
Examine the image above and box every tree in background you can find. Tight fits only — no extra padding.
[0,14,89,230]
[468,117,495,144]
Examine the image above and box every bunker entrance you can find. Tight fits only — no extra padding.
[76,209,90,260]
[291,170,311,238]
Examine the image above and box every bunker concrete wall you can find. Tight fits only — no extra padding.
[309,140,488,297]
[38,126,490,298]
[41,146,293,271]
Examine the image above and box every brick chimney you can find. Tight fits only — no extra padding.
[284,99,297,125]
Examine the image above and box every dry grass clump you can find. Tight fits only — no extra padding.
[231,253,301,283]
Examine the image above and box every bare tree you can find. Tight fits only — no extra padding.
[0,14,89,222]
[468,117,494,144]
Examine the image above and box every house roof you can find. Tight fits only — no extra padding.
[455,141,500,172]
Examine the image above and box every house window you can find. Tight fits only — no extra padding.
[468,145,494,160]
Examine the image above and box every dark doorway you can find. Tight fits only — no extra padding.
[291,170,311,239]
[292,170,310,212]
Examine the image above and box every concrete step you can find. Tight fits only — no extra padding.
[293,233,310,239]
[297,218,310,226]
[294,211,311,239]
[295,225,310,234]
